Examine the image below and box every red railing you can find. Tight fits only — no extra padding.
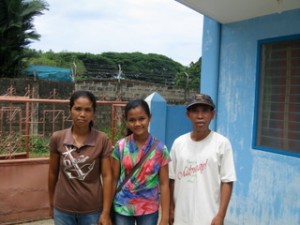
[0,95,126,159]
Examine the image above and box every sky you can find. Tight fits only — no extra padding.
[30,0,204,66]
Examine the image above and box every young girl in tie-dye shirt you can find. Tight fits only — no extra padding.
[111,99,170,225]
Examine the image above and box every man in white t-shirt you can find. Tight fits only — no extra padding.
[169,93,236,225]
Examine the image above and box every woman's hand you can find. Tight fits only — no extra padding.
[49,207,54,218]
[98,211,112,225]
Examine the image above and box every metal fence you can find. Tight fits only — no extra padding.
[0,94,127,159]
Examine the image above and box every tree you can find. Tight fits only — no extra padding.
[28,51,186,85]
[26,50,202,89]
[175,58,201,90]
[0,0,48,77]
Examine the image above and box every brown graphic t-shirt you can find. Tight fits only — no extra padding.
[50,127,112,213]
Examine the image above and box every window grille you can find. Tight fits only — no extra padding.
[255,37,300,156]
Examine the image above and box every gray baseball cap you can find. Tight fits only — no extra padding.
[186,93,215,110]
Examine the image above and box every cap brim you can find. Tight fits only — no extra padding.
[186,102,214,109]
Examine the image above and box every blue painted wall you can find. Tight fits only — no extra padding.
[146,92,192,150]
[146,92,167,143]
[202,8,300,225]
[165,105,192,150]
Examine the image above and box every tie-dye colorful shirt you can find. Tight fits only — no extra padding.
[112,134,170,216]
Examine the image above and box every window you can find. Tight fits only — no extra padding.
[255,36,300,156]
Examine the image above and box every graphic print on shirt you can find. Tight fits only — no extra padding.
[62,145,95,180]
[177,159,208,182]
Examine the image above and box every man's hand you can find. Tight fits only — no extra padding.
[211,214,224,225]
[169,208,174,225]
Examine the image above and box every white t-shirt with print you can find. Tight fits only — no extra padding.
[169,131,236,225]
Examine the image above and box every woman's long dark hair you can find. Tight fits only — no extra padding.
[124,99,151,136]
[69,90,97,127]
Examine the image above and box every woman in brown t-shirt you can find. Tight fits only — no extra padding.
[48,90,113,225]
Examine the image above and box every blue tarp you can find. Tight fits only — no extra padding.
[25,65,73,82]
